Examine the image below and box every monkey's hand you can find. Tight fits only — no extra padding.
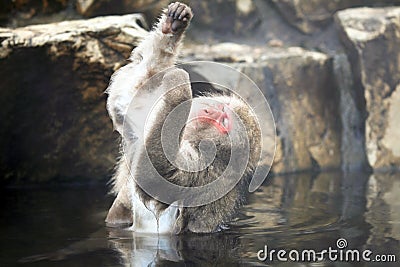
[162,2,193,34]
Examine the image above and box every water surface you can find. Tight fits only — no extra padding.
[1,172,399,266]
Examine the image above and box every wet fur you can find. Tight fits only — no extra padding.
[105,2,261,233]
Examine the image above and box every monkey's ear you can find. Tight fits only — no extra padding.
[105,200,133,228]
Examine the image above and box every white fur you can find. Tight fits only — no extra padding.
[106,10,187,233]
[128,186,180,234]
[106,13,181,135]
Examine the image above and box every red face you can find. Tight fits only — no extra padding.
[189,103,233,134]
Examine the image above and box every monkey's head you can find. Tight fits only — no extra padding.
[183,95,262,165]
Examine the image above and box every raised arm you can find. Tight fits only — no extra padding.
[106,2,193,136]
[105,3,193,227]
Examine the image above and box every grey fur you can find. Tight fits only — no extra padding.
[105,2,261,233]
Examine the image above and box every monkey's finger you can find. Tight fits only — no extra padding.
[175,5,185,19]
[179,8,192,20]
[170,2,180,18]
[167,3,174,16]
[178,8,187,20]
[167,2,175,16]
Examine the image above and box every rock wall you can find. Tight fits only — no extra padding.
[336,7,400,172]
[1,1,400,183]
[272,0,400,34]
[333,54,369,171]
[183,44,341,174]
[0,14,147,183]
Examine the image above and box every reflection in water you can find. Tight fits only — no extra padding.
[1,172,399,266]
[365,174,400,260]
[108,231,241,266]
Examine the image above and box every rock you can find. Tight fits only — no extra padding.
[333,54,368,171]
[0,16,342,182]
[0,0,165,28]
[272,0,400,34]
[0,0,77,28]
[182,44,341,174]
[0,15,147,183]
[76,0,156,16]
[365,173,400,243]
[76,0,95,15]
[188,0,259,35]
[336,7,400,172]
[0,1,13,25]
[76,0,168,27]
[184,1,344,55]
[186,0,293,46]
[271,0,361,34]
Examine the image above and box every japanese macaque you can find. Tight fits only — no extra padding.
[105,2,261,234]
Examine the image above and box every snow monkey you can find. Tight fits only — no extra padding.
[105,2,262,234]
